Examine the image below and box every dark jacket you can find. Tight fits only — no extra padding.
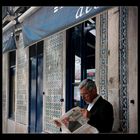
[87,96,114,133]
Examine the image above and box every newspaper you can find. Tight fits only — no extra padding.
[53,106,99,133]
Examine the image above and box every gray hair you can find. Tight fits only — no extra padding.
[78,79,96,91]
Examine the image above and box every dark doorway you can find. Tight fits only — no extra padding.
[29,41,43,133]
[8,51,16,120]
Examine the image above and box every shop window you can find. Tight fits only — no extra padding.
[66,17,96,111]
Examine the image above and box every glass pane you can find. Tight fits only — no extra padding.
[75,55,81,83]
[9,67,16,119]
[74,55,81,107]
[86,18,96,81]
[87,69,96,81]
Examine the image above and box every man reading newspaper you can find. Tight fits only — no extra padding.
[54,79,114,133]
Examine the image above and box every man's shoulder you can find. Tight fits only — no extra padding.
[98,96,113,108]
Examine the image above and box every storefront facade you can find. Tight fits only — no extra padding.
[2,6,138,133]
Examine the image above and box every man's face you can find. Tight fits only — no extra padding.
[80,87,96,103]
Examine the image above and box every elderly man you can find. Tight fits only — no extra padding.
[79,79,114,133]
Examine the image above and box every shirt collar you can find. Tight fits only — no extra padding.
[87,94,100,111]
[92,94,100,104]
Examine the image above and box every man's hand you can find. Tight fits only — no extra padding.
[54,120,62,127]
[80,108,91,119]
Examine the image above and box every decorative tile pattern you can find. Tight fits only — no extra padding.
[99,12,108,100]
[16,33,27,124]
[44,32,64,133]
[119,6,129,133]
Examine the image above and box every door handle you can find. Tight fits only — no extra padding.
[60,98,64,102]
